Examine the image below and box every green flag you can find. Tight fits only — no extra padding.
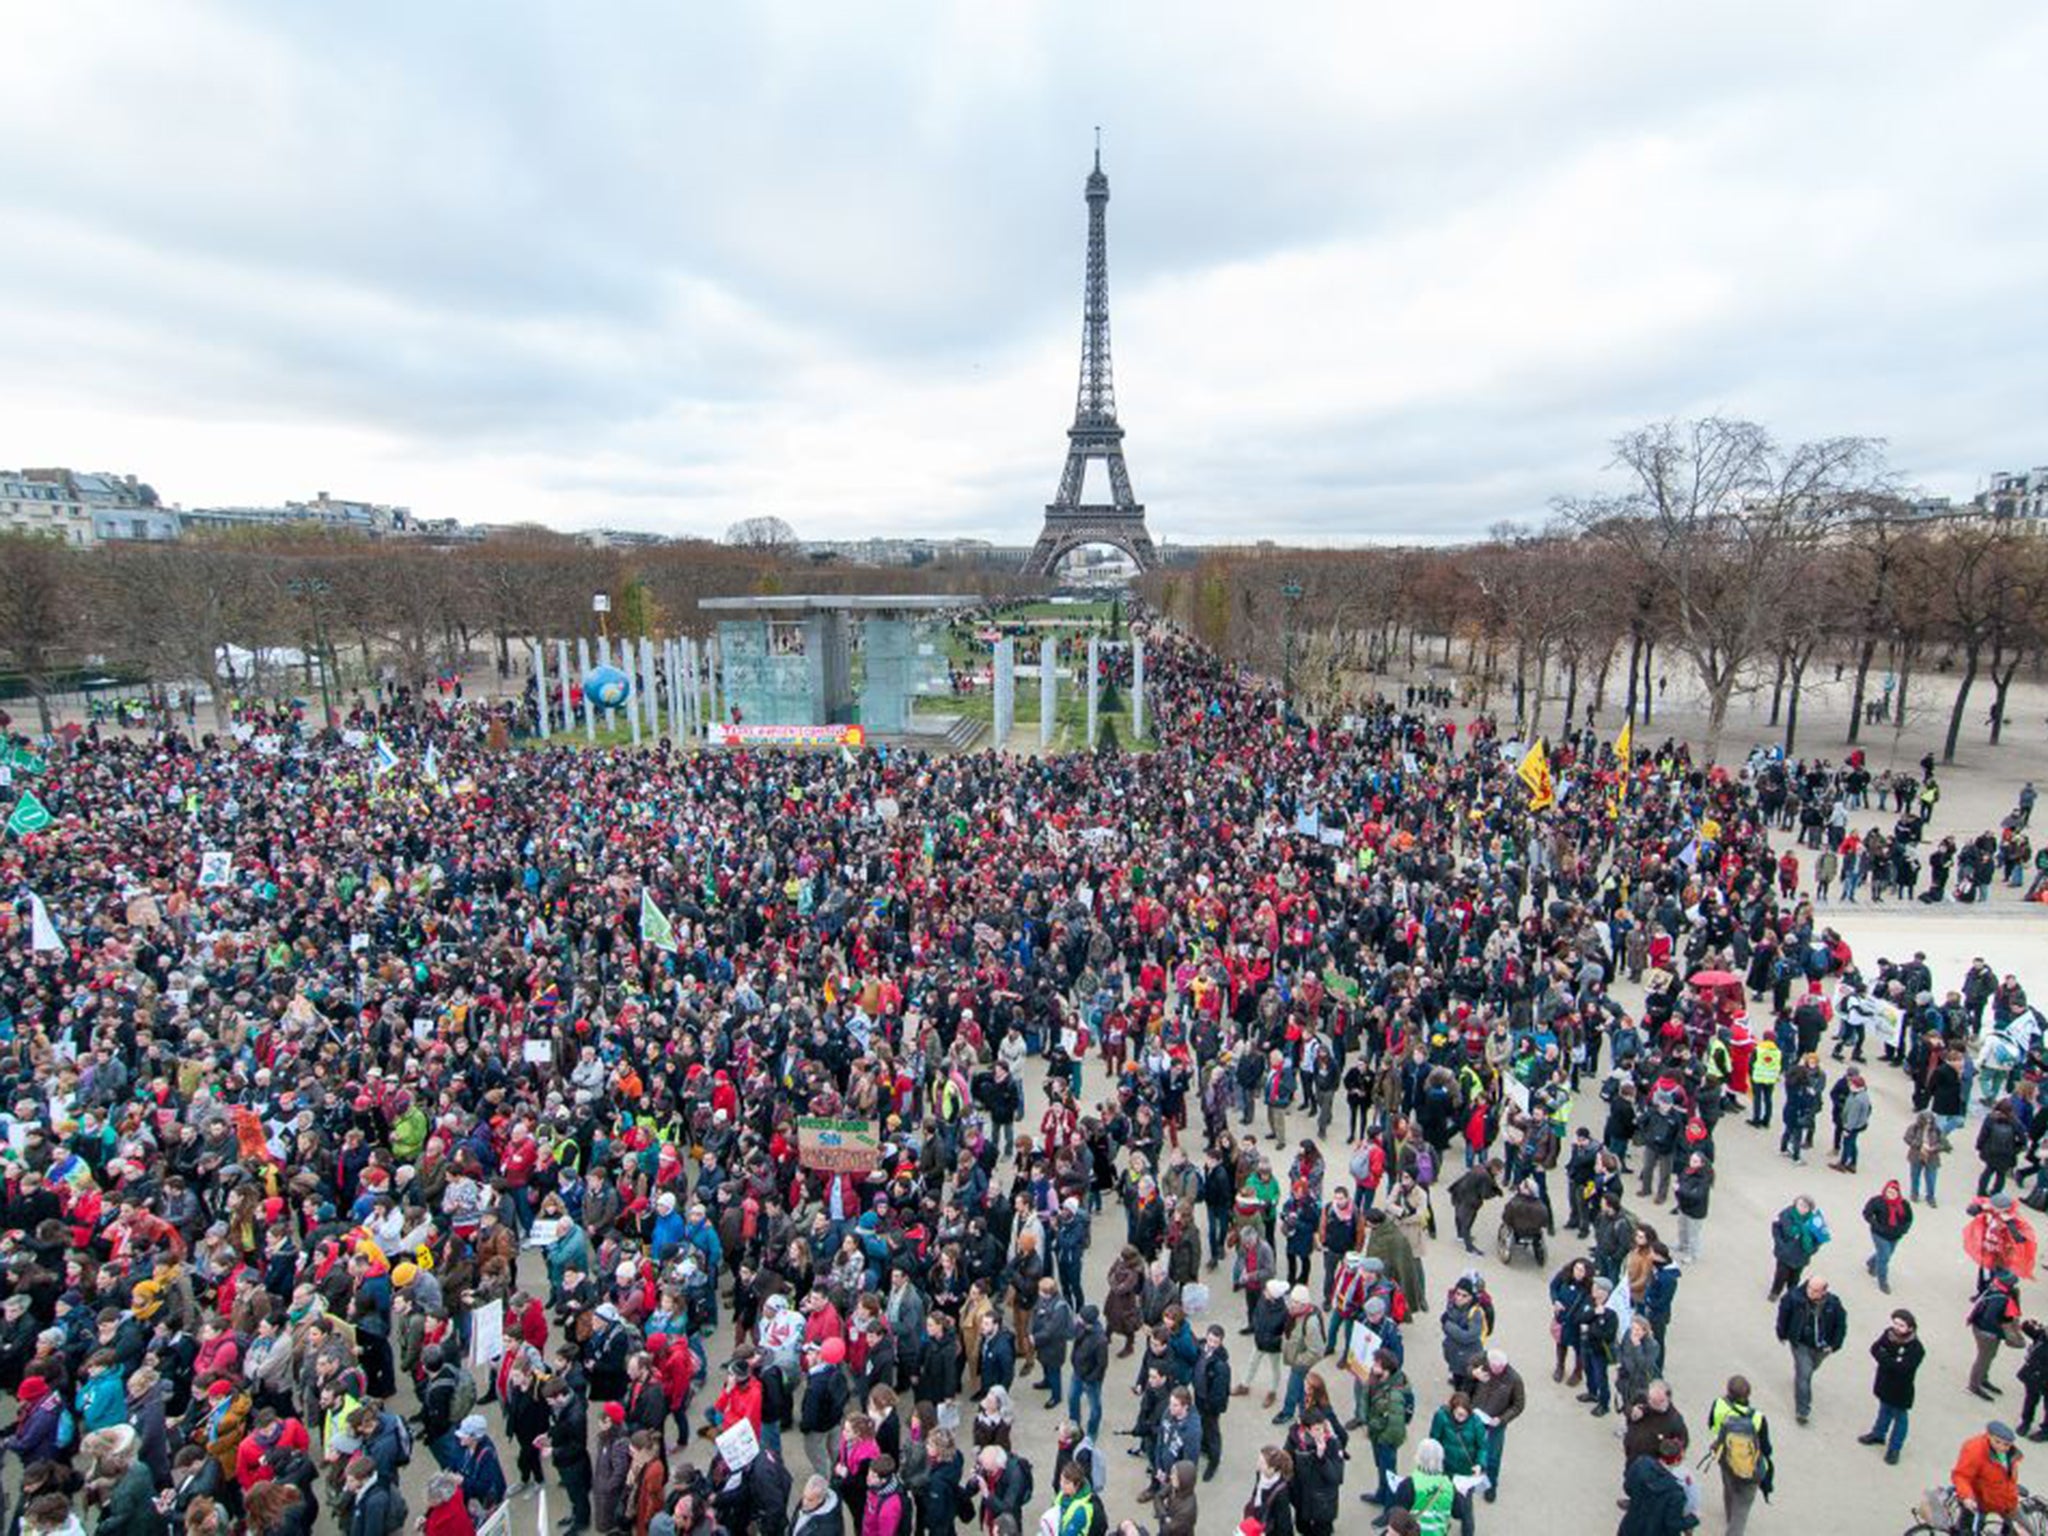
[6,791,53,838]
[3,743,45,775]
[640,890,677,952]
[701,848,718,908]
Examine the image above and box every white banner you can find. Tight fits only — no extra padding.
[468,1298,505,1368]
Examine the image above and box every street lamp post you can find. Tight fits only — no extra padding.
[287,576,335,730]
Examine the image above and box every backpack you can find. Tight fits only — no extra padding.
[1085,1491,1110,1536]
[384,1412,415,1467]
[1014,1453,1035,1507]
[54,1404,77,1451]
[381,1486,410,1535]
[448,1368,478,1427]
[1717,1407,1762,1482]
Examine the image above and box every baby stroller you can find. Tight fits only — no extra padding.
[1494,1183,1550,1267]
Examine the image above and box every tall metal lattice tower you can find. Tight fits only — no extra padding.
[1023,140,1158,577]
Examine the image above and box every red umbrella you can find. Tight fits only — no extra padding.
[1688,970,1743,989]
[1965,1203,2039,1281]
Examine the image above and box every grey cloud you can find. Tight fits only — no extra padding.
[0,0,2042,542]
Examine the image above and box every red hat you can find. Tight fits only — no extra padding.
[17,1376,48,1404]
[1239,1522,1264,1536]
[820,1337,846,1366]
[603,1402,626,1425]
[208,1379,235,1399]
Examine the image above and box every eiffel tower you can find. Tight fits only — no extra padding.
[1023,139,1158,577]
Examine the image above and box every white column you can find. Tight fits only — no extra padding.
[575,638,596,741]
[661,641,676,742]
[639,637,658,737]
[993,638,1015,748]
[1133,636,1146,741]
[1086,635,1100,749]
[1040,637,1056,748]
[626,638,643,746]
[556,641,573,738]
[674,639,689,741]
[532,639,550,737]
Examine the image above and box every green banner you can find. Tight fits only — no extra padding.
[6,791,53,837]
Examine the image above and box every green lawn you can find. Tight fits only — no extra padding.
[935,686,1152,752]
[531,716,687,750]
[1006,599,1116,623]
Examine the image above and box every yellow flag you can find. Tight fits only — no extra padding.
[1517,739,1554,811]
[1613,719,1633,805]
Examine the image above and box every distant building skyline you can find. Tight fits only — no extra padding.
[6,457,2046,553]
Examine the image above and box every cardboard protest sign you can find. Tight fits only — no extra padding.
[796,1116,881,1172]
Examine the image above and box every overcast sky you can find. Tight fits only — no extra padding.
[3,2,2042,545]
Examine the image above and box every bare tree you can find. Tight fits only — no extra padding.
[1560,418,1889,759]
[96,542,271,731]
[724,516,802,552]
[0,532,87,735]
[1932,520,2036,762]
[1835,501,1921,742]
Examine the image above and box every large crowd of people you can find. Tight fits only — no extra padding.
[1,621,2043,1536]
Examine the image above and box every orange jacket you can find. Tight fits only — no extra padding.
[1953,1434,2023,1514]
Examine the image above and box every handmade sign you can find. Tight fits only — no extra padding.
[796,1116,881,1172]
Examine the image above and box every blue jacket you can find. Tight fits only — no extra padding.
[459,1437,508,1509]
[1642,1263,1680,1324]
[651,1210,686,1263]
[79,1368,128,1432]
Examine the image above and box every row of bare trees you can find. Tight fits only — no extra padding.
[0,526,1037,733]
[1140,417,2048,765]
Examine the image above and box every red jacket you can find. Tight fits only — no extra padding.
[425,1493,478,1536]
[1953,1433,2022,1515]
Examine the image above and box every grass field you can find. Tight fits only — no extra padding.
[940,686,1152,752]
[1004,599,1116,623]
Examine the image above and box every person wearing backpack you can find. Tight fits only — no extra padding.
[970,1443,1031,1532]
[4,1375,71,1466]
[860,1453,910,1536]
[342,1450,407,1536]
[1359,1348,1414,1508]
[1706,1375,1773,1536]
[1967,1268,2023,1400]
[418,1348,472,1469]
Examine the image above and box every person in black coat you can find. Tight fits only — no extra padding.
[1069,1306,1109,1440]
[1774,1277,1848,1426]
[1244,1444,1296,1536]
[976,1317,1016,1395]
[1191,1326,1233,1481]
[1288,1417,1345,1536]
[543,1377,593,1534]
[915,1317,962,1411]
[1858,1308,1925,1464]
[1617,1443,1695,1536]
[916,1434,966,1535]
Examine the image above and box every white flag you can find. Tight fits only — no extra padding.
[423,743,442,783]
[28,893,60,952]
